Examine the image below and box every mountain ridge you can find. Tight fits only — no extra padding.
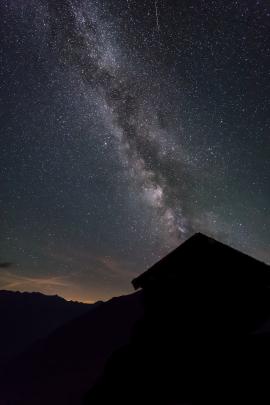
[0,289,96,363]
[0,291,143,405]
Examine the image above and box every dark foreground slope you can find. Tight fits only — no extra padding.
[0,290,93,362]
[0,291,143,405]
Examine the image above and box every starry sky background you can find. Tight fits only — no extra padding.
[1,0,269,302]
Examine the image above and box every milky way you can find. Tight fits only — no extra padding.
[45,0,194,246]
[1,0,269,301]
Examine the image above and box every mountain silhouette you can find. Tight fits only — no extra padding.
[0,290,94,363]
[0,291,143,405]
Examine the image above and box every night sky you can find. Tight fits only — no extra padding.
[1,0,269,302]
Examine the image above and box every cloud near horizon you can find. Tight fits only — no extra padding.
[0,251,137,302]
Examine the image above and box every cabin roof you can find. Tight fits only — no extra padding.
[132,233,269,290]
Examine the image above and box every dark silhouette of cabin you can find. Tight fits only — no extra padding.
[85,233,270,404]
